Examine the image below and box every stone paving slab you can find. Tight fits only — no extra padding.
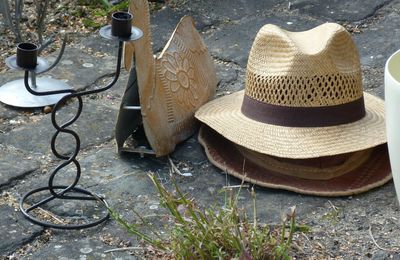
[45,46,118,91]
[136,0,286,55]
[0,104,20,121]
[0,204,43,256]
[66,145,165,189]
[354,1,400,69]
[291,0,392,22]
[85,72,130,111]
[6,142,162,216]
[214,62,242,89]
[76,34,119,56]
[0,102,117,156]
[0,146,39,189]
[24,235,137,260]
[150,6,190,52]
[146,0,285,54]
[203,14,322,67]
[180,0,285,21]
[362,67,385,99]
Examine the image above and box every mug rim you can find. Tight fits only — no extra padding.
[385,49,400,83]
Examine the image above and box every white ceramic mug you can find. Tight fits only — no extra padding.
[385,50,400,204]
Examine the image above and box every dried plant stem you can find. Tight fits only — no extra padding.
[222,185,249,189]
[368,225,400,253]
[104,247,144,253]
[168,156,182,175]
[37,207,64,223]
[328,200,338,212]
[251,187,257,229]
[168,157,192,176]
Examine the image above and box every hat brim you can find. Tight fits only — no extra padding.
[198,125,392,197]
[195,90,386,159]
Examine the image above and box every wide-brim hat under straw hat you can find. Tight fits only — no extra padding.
[195,23,391,195]
[199,126,391,196]
[195,23,387,159]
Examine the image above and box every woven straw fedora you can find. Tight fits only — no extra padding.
[195,23,386,159]
[199,126,391,196]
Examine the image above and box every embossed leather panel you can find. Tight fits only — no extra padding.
[119,0,217,156]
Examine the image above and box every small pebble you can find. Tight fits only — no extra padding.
[61,60,74,65]
[80,247,93,254]
[43,106,52,114]
[149,204,159,210]
[82,63,94,68]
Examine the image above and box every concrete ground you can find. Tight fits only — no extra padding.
[1,0,400,259]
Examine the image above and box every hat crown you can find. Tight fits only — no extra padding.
[245,23,363,107]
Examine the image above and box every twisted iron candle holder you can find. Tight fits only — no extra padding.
[4,12,143,229]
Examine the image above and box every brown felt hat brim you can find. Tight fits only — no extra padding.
[199,125,392,197]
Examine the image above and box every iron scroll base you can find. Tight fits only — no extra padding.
[20,186,109,229]
[16,23,143,229]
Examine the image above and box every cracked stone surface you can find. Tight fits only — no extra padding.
[2,0,400,258]
[0,104,20,121]
[181,0,285,21]
[45,46,118,91]
[0,102,117,155]
[354,1,400,69]
[0,146,39,189]
[150,6,188,52]
[25,236,137,260]
[0,204,43,256]
[290,0,392,21]
[203,14,322,67]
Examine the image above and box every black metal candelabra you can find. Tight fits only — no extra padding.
[4,12,143,229]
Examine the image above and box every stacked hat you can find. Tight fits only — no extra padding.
[195,23,391,196]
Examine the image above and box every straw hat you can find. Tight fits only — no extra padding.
[195,23,391,195]
[195,23,386,159]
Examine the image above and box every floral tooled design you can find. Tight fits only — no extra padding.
[162,52,198,107]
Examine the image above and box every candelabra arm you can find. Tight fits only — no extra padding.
[24,70,74,96]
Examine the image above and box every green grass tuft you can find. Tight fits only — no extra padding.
[108,174,304,259]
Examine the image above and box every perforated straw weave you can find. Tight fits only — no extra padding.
[195,23,387,159]
[245,23,363,106]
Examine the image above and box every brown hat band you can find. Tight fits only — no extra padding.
[241,95,366,127]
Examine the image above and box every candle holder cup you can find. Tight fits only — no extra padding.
[111,11,133,37]
[16,42,38,69]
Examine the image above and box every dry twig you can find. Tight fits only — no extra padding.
[37,207,64,223]
[104,246,144,253]
[368,225,400,253]
[328,200,338,212]
[222,184,250,189]
[168,157,192,177]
